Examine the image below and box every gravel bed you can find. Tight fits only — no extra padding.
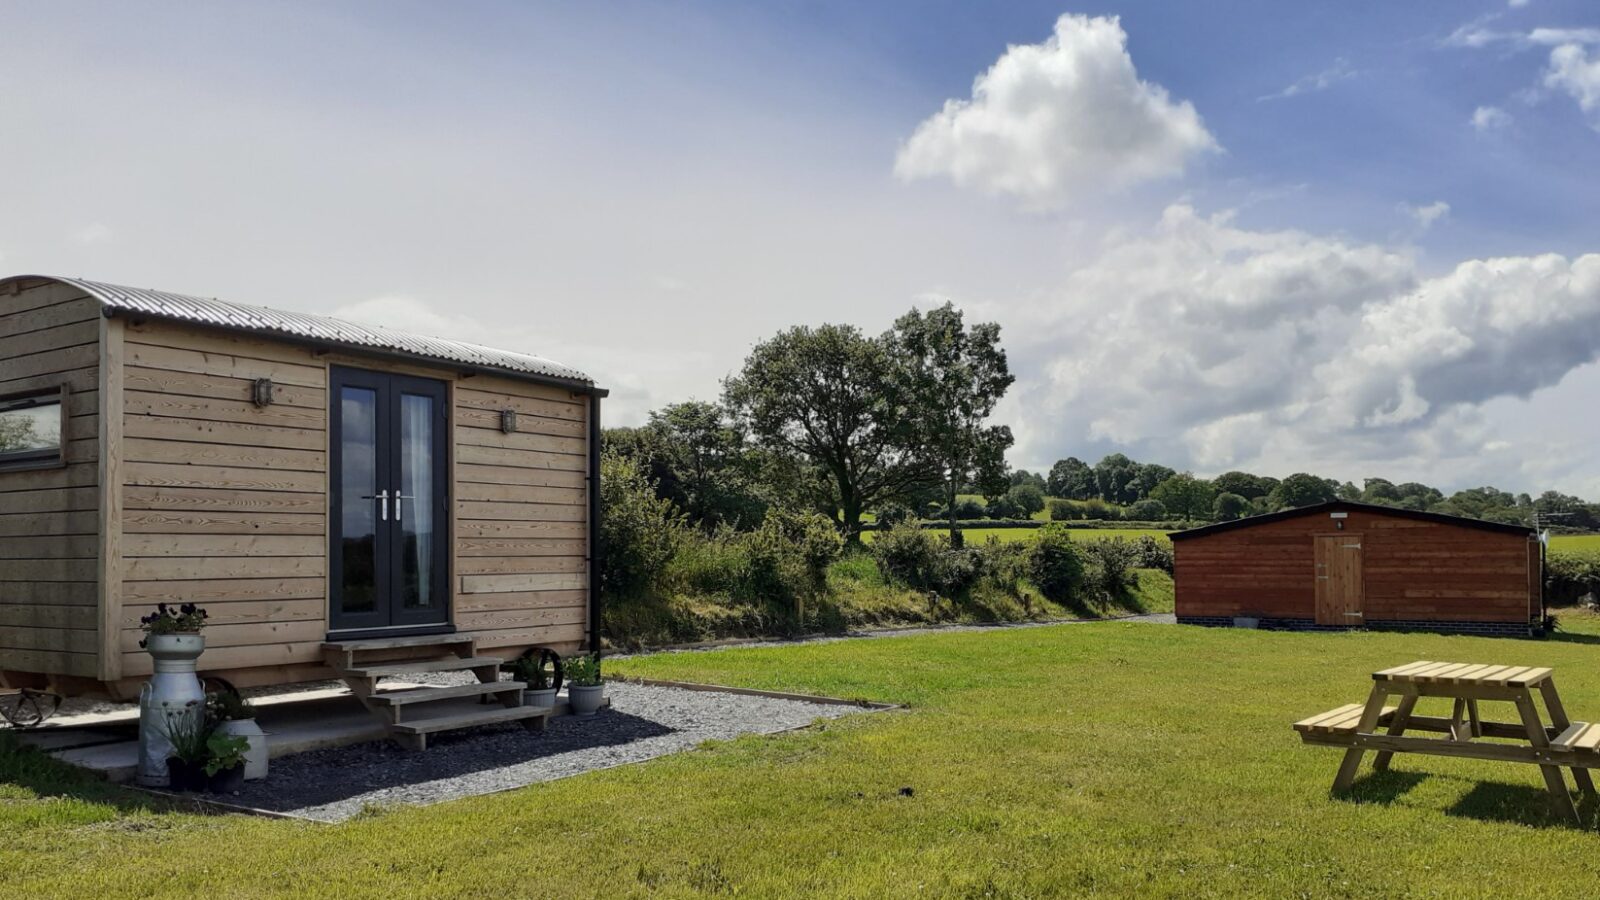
[201,682,866,822]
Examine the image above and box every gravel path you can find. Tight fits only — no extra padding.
[207,682,867,822]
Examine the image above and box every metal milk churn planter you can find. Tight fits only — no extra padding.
[136,633,207,787]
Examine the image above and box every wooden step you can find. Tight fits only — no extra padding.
[388,704,551,749]
[370,680,526,707]
[1553,721,1600,752]
[323,633,475,652]
[341,656,504,679]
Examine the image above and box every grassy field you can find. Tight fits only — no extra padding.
[6,616,1600,897]
[1551,534,1600,552]
[865,526,1169,545]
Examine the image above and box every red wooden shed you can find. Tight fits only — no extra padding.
[1171,501,1543,637]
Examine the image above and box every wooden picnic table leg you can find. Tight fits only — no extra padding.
[1333,685,1391,792]
[1513,690,1580,823]
[1538,678,1598,797]
[1372,693,1418,773]
[1467,699,1483,739]
[1448,698,1468,741]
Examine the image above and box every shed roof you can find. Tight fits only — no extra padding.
[2,274,602,394]
[1168,500,1535,540]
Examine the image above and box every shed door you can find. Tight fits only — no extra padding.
[1314,535,1364,626]
[329,367,451,635]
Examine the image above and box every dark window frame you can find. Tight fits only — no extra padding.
[0,385,69,472]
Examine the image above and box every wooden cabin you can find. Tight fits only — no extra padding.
[0,274,604,711]
[1172,501,1543,637]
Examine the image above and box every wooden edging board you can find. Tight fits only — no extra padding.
[118,679,898,824]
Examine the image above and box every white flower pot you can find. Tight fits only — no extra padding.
[137,633,206,787]
[567,683,605,716]
[215,718,269,781]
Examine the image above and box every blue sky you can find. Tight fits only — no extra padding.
[2,2,1598,494]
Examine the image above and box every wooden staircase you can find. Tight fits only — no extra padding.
[323,634,550,750]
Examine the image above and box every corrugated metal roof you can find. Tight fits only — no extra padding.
[7,275,596,389]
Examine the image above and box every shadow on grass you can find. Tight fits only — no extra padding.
[1338,769,1427,805]
[1546,630,1600,647]
[0,730,218,819]
[1444,780,1600,830]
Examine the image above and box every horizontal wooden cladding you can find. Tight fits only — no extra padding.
[0,582,99,606]
[0,294,99,336]
[455,425,584,458]
[0,535,98,559]
[456,463,585,489]
[123,365,326,409]
[455,605,586,633]
[125,322,328,387]
[0,486,97,514]
[122,640,324,678]
[467,623,587,650]
[123,534,322,558]
[120,597,323,630]
[125,391,325,431]
[454,589,587,614]
[123,509,324,535]
[125,556,325,581]
[457,556,586,577]
[455,385,585,422]
[0,559,98,583]
[123,577,323,605]
[0,319,100,361]
[456,500,585,522]
[117,620,325,655]
[124,486,324,514]
[124,412,325,451]
[459,572,586,594]
[0,648,96,677]
[0,510,98,537]
[456,444,586,472]
[457,520,586,540]
[0,343,96,382]
[124,461,324,494]
[124,437,325,472]
[456,406,584,438]
[458,537,586,558]
[457,482,585,505]
[1,625,99,654]
[0,604,97,630]
[0,367,98,401]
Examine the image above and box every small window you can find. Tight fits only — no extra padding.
[0,388,66,470]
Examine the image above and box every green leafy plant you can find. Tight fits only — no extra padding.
[160,702,210,765]
[205,690,256,723]
[510,654,557,690]
[138,603,208,648]
[565,653,603,687]
[1029,524,1086,603]
[203,732,249,777]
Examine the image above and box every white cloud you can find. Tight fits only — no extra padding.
[1258,58,1355,102]
[1509,0,1530,7]
[1005,205,1600,485]
[1546,43,1600,124]
[1404,200,1451,231]
[1471,105,1513,131]
[1444,20,1600,49]
[893,14,1217,209]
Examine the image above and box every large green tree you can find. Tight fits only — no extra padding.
[723,323,931,542]
[1268,473,1340,510]
[1093,454,1141,504]
[1047,457,1095,499]
[885,302,1015,545]
[1150,473,1217,520]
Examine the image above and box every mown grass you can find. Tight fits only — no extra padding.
[864,526,1171,545]
[6,615,1600,897]
[1551,534,1600,552]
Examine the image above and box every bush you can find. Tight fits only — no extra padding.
[1082,538,1139,607]
[1133,534,1174,573]
[1128,498,1166,521]
[872,523,942,590]
[875,502,915,529]
[599,452,682,599]
[1029,524,1086,603]
[985,495,1022,519]
[752,507,843,590]
[1547,550,1600,605]
[953,498,988,520]
[1006,483,1047,517]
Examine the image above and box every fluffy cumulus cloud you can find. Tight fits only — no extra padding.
[1546,42,1600,124]
[1472,104,1513,132]
[893,14,1217,209]
[1004,205,1600,483]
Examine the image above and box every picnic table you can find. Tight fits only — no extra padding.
[1294,661,1600,823]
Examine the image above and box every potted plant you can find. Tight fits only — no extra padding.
[510,652,562,710]
[139,602,209,654]
[207,690,268,782]
[204,730,250,794]
[564,652,605,716]
[161,702,210,792]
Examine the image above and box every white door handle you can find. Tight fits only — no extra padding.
[394,491,414,524]
[361,490,390,521]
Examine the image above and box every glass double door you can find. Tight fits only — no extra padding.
[330,367,450,633]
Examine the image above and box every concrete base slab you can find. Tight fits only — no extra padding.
[16,683,605,783]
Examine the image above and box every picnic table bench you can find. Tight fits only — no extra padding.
[1294,661,1599,823]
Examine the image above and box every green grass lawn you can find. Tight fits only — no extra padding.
[7,617,1600,897]
[866,526,1170,545]
[1551,534,1600,552]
